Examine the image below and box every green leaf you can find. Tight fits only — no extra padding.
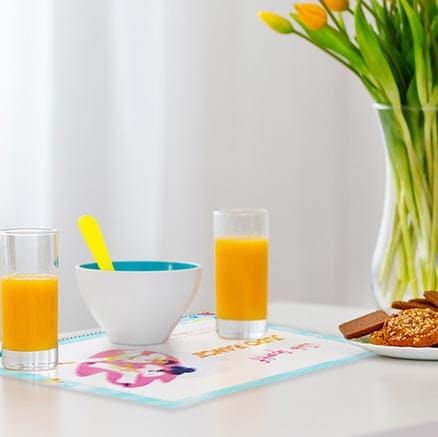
[370,0,393,37]
[431,85,438,106]
[406,77,420,107]
[399,0,429,105]
[291,14,370,78]
[430,14,438,86]
[433,16,438,40]
[397,4,413,59]
[354,1,401,106]
[369,0,407,93]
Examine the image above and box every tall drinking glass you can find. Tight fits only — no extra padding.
[214,209,269,339]
[1,228,59,370]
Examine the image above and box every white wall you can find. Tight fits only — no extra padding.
[0,0,384,331]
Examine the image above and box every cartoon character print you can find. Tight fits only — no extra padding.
[76,349,196,388]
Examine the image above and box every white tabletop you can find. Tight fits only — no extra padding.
[1,301,437,437]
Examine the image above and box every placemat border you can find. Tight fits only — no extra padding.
[0,315,371,408]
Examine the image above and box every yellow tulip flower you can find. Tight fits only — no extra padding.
[295,4,327,31]
[258,11,294,34]
[324,0,349,12]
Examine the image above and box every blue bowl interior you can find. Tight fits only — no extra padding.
[80,261,198,272]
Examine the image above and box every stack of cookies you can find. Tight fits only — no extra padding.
[338,291,438,347]
[391,290,438,311]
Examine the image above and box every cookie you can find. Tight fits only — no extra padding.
[391,300,438,311]
[409,298,434,305]
[424,290,438,307]
[338,310,389,339]
[370,308,438,347]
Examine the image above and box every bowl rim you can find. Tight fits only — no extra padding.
[76,260,202,273]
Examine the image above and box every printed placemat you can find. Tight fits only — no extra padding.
[0,313,370,408]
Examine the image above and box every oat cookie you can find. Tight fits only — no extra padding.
[370,308,438,347]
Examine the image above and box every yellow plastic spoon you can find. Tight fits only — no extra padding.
[78,215,114,271]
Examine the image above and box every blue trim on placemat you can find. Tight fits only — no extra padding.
[267,323,350,344]
[59,330,105,345]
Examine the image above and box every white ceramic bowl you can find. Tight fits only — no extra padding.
[76,260,202,345]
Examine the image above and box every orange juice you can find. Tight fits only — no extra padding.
[215,237,268,320]
[1,274,58,351]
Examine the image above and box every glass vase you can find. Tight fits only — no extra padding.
[372,105,438,310]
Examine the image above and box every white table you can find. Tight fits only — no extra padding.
[0,301,437,437]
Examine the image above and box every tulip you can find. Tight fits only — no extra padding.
[258,11,294,34]
[295,4,327,30]
[324,0,349,12]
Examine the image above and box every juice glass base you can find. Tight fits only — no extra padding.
[1,347,58,371]
[216,319,267,339]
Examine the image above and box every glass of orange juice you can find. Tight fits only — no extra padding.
[0,228,59,371]
[214,209,268,339]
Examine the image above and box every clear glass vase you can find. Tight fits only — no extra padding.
[372,105,438,310]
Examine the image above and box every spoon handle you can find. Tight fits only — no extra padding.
[78,215,114,271]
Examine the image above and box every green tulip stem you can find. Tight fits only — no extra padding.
[379,108,438,301]
[290,29,359,75]
[319,0,349,38]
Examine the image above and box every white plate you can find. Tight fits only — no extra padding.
[349,338,438,360]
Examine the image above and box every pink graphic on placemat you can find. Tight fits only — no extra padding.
[76,349,196,388]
